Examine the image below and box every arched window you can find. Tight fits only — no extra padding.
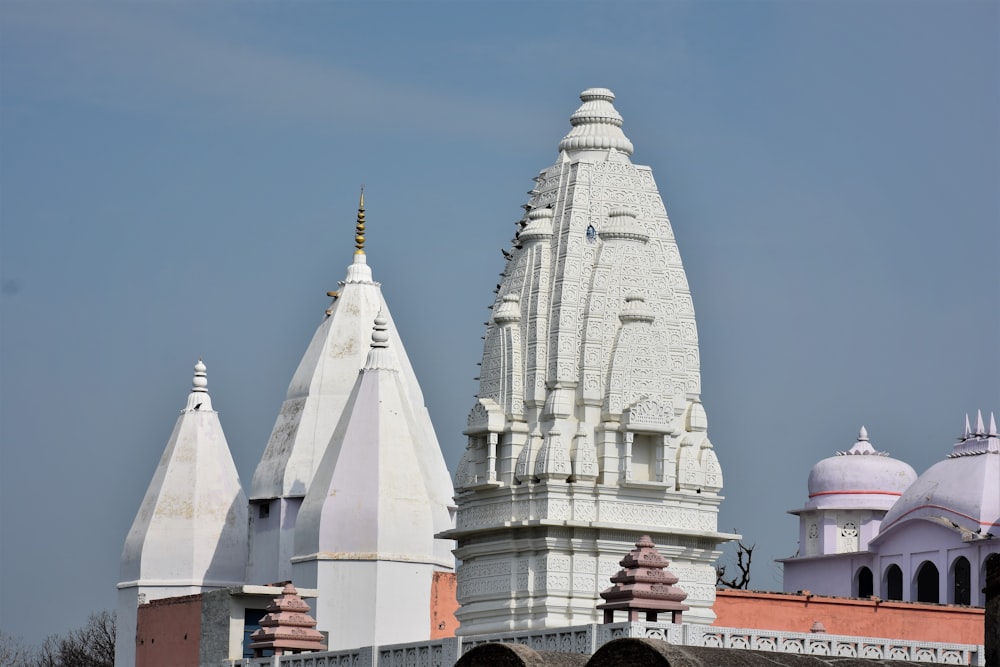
[884,564,903,600]
[856,566,874,598]
[915,561,939,603]
[951,557,971,605]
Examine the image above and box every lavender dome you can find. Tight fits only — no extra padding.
[802,427,917,512]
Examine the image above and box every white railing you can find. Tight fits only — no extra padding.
[230,621,983,667]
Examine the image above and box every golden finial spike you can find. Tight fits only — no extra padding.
[354,185,366,255]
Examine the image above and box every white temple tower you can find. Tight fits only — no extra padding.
[293,314,453,649]
[248,194,454,586]
[116,360,249,667]
[445,89,736,634]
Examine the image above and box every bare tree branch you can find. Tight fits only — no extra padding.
[716,538,755,589]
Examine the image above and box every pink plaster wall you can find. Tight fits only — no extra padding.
[714,589,984,645]
[430,571,459,639]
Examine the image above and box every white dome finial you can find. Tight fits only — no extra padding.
[558,88,634,157]
[990,412,998,438]
[192,358,208,393]
[371,312,389,349]
[363,311,395,371]
[963,413,972,440]
[976,410,986,436]
[184,358,213,411]
[842,426,880,455]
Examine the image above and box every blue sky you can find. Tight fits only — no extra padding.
[1,1,997,645]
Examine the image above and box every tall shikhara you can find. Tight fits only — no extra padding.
[445,88,736,633]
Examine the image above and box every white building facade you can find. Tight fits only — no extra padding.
[782,414,1000,606]
[445,88,736,634]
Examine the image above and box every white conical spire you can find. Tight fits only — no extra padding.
[293,315,450,649]
[248,197,454,585]
[117,359,247,667]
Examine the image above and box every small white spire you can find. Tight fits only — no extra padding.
[363,312,395,371]
[963,413,972,440]
[976,410,985,436]
[841,425,880,455]
[990,412,998,437]
[371,314,389,349]
[185,358,213,412]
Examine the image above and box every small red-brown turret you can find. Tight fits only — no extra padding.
[597,535,690,624]
[249,583,327,657]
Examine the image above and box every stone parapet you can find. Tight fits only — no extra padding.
[228,621,983,667]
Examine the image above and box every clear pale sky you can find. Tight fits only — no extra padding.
[1,0,997,646]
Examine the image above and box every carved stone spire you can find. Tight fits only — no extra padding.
[448,89,733,633]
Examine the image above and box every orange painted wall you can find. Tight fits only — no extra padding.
[431,571,459,639]
[136,594,202,667]
[713,589,984,646]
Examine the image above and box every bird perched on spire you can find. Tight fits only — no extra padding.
[501,249,513,260]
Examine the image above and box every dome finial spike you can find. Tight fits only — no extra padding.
[963,413,972,440]
[354,185,366,255]
[976,409,985,436]
[858,425,868,441]
[990,412,998,437]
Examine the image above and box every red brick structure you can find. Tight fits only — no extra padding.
[135,595,201,667]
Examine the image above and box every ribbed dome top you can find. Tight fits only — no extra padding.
[558,88,634,156]
[801,427,917,512]
[880,412,999,535]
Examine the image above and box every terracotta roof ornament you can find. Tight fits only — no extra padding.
[248,583,326,657]
[597,535,689,624]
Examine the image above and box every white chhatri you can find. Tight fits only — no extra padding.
[446,89,736,634]
[247,195,454,585]
[116,360,249,667]
[293,314,453,649]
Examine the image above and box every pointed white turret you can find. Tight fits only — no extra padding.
[447,89,736,634]
[116,360,248,667]
[247,194,454,585]
[292,314,452,649]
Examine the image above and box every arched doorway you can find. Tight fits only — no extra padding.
[952,556,971,605]
[884,564,903,600]
[856,566,874,598]
[916,561,939,603]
